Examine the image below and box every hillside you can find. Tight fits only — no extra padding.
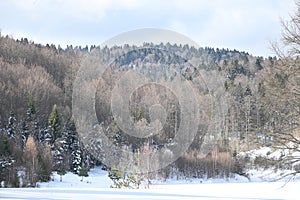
[0,34,299,187]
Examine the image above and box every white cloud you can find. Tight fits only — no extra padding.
[1,0,297,56]
[167,0,296,55]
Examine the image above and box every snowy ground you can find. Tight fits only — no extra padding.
[1,167,300,200]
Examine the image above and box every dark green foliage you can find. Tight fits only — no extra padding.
[22,98,39,143]
[11,171,20,188]
[53,143,67,182]
[79,163,89,182]
[37,147,52,182]
[255,58,263,70]
[7,112,17,138]
[0,133,11,157]
[48,104,61,141]
[244,85,252,96]
[0,133,17,187]
[27,97,36,116]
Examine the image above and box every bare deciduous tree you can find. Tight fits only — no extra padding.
[25,135,38,186]
[267,0,300,178]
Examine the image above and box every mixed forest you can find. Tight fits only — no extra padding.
[1,7,300,188]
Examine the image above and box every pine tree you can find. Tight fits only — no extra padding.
[27,97,35,114]
[7,111,16,138]
[0,133,13,186]
[66,118,77,149]
[48,104,61,141]
[255,58,263,70]
[53,127,70,181]
[37,144,52,182]
[0,133,11,157]
[71,141,82,174]
[52,142,66,182]
[38,128,45,144]
[79,163,89,182]
[1,114,22,188]
[43,127,54,146]
[64,118,83,174]
[22,98,39,145]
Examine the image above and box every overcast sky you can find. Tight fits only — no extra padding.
[0,0,296,57]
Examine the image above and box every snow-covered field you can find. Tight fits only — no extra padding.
[1,167,300,200]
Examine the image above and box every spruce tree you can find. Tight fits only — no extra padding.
[64,118,84,174]
[53,142,66,182]
[37,145,52,182]
[66,118,77,148]
[44,127,54,146]
[79,163,89,182]
[71,141,82,174]
[48,104,61,141]
[22,98,39,143]
[7,111,16,138]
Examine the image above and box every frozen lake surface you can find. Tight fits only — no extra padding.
[1,167,299,200]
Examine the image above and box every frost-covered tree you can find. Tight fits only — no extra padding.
[62,118,81,173]
[6,111,16,138]
[1,113,21,188]
[22,98,39,144]
[266,0,300,178]
[43,127,54,146]
[52,142,67,182]
[0,132,13,186]
[71,140,82,174]
[38,128,45,144]
[63,118,77,154]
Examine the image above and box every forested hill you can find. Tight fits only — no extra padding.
[0,34,266,125]
[2,33,298,187]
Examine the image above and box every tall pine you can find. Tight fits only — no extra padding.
[22,98,39,144]
[48,104,61,141]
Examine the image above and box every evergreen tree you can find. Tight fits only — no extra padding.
[43,127,54,146]
[37,144,52,182]
[22,98,39,144]
[0,133,13,186]
[1,114,22,188]
[71,141,82,174]
[66,118,77,149]
[38,128,45,144]
[255,58,263,70]
[63,118,85,174]
[52,141,67,182]
[53,125,70,181]
[79,163,89,182]
[48,104,61,141]
[0,133,11,157]
[27,97,35,116]
[6,111,16,138]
